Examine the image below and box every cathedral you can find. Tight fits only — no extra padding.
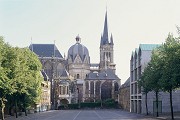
[29,11,120,109]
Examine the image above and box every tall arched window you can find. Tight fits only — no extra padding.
[44,62,52,78]
[56,63,64,77]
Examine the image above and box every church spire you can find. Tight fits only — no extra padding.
[101,10,109,45]
[110,33,114,45]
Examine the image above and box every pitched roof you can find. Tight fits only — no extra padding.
[139,44,161,51]
[85,68,120,80]
[29,44,63,58]
[90,63,99,67]
[60,69,69,77]
[120,77,130,88]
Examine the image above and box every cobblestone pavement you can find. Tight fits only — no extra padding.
[4,109,180,120]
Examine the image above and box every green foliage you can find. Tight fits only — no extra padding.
[0,36,43,119]
[103,99,117,108]
[139,33,180,119]
[67,103,79,109]
[80,102,101,108]
[160,34,180,91]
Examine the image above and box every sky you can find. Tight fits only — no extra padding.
[0,0,180,84]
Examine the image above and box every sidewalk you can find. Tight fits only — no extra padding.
[4,110,55,120]
[145,112,180,120]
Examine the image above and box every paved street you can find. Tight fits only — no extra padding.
[5,109,162,120]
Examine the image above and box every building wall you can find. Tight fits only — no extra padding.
[39,81,51,112]
[130,45,180,114]
[39,57,65,109]
[119,86,130,111]
[130,49,153,113]
[100,45,115,71]
[141,90,180,114]
[84,80,119,102]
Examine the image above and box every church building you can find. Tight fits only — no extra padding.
[29,11,120,109]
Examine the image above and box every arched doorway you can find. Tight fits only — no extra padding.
[60,99,69,105]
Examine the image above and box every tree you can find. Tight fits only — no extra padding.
[8,47,43,117]
[140,34,180,120]
[20,48,42,114]
[0,37,16,120]
[138,64,152,115]
[139,47,163,117]
[0,36,43,119]
[159,34,180,120]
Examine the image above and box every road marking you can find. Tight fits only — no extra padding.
[72,111,81,120]
[94,110,103,120]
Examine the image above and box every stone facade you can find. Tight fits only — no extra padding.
[30,11,120,109]
[66,11,120,102]
[36,71,51,112]
[84,69,120,102]
[39,80,51,111]
[119,78,130,111]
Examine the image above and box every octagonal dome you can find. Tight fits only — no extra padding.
[68,35,89,63]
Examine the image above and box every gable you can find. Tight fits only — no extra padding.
[74,54,82,63]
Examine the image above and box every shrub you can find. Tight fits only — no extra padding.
[103,99,117,108]
[80,102,101,108]
[67,103,79,109]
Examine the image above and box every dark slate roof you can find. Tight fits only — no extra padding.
[90,63,99,67]
[60,69,69,77]
[100,11,113,46]
[85,68,120,80]
[59,80,69,85]
[29,44,63,58]
[68,42,89,62]
[41,70,49,81]
[120,77,130,88]
[101,11,109,45]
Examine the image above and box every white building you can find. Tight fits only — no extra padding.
[130,44,159,113]
[130,44,180,114]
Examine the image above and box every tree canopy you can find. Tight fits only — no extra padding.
[0,36,43,120]
[139,34,180,120]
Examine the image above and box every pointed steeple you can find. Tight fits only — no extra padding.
[110,33,114,45]
[101,10,109,45]
[100,34,103,45]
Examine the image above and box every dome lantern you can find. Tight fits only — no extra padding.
[75,35,81,43]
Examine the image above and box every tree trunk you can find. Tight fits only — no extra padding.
[1,106,5,120]
[0,98,5,120]
[170,90,174,120]
[15,99,18,118]
[145,92,148,115]
[23,94,27,116]
[155,91,159,117]
[8,106,12,116]
[24,104,27,116]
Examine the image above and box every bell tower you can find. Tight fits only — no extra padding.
[99,11,116,73]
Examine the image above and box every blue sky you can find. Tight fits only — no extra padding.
[1,0,180,84]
